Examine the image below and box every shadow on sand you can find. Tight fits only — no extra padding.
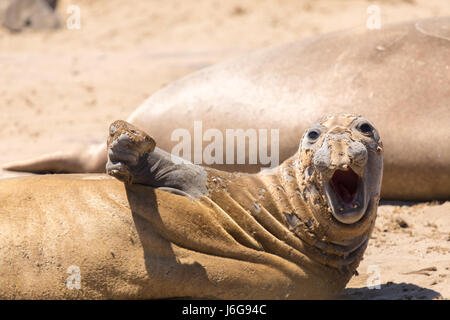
[340,282,441,300]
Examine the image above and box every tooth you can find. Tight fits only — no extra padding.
[339,208,344,212]
[354,204,358,208]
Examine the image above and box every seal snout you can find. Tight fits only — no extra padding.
[313,131,367,179]
[313,129,369,225]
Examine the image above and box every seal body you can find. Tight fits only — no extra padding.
[125,17,448,200]
[0,174,332,299]
[0,114,383,299]
[0,174,352,299]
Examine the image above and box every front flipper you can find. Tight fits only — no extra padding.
[106,120,208,198]
[106,120,156,184]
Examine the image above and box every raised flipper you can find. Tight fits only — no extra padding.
[106,120,207,198]
[3,144,107,174]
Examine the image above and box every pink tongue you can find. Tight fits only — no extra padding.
[336,183,355,209]
[339,183,353,203]
[330,169,360,209]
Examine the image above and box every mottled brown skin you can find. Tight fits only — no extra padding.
[106,120,156,184]
[0,115,382,299]
[0,174,349,299]
[3,17,448,200]
[106,116,383,269]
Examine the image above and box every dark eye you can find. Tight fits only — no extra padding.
[307,130,320,140]
[358,122,373,134]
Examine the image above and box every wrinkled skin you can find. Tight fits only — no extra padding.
[3,17,449,200]
[0,114,382,299]
[107,115,383,267]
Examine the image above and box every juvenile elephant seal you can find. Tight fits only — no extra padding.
[3,17,448,200]
[0,114,383,299]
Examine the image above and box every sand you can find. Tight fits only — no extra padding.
[0,0,448,299]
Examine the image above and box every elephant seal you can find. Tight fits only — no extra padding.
[2,0,59,32]
[0,114,383,299]
[4,17,442,200]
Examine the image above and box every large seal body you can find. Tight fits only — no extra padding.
[0,174,347,299]
[125,17,448,200]
[5,17,447,200]
[0,115,383,299]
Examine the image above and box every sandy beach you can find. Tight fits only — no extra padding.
[0,0,449,299]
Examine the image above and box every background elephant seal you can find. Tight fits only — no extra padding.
[0,114,383,299]
[3,17,448,201]
[2,0,59,32]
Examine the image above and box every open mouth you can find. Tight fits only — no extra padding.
[324,167,368,224]
[330,168,360,209]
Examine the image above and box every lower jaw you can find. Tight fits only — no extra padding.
[324,183,368,224]
[332,210,365,225]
